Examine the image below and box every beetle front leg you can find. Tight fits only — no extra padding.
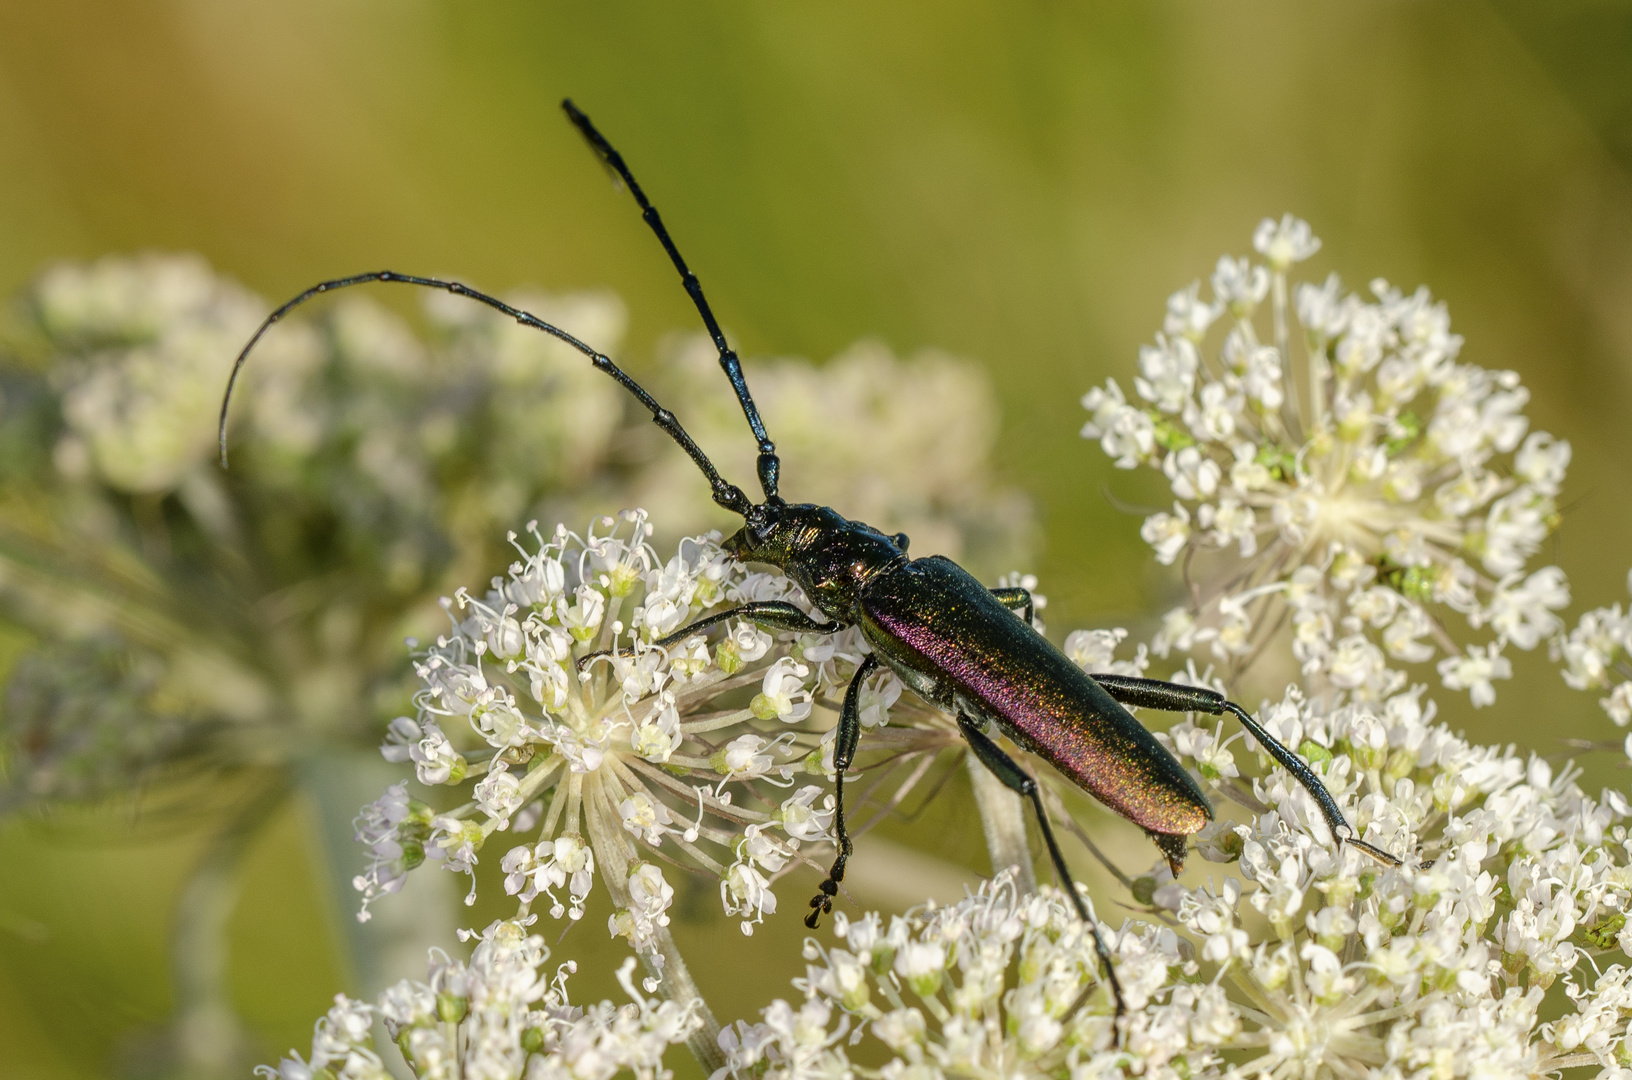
[1089,673,1402,867]
[805,653,879,929]
[956,710,1128,1025]
[576,601,846,672]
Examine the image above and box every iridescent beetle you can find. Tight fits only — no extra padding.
[220,99,1401,1023]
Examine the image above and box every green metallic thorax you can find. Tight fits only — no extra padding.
[724,503,906,618]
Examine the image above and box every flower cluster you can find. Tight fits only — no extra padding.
[355,509,954,945]
[0,254,631,805]
[1556,569,1632,732]
[1082,216,1570,705]
[258,919,702,1080]
[32,253,282,493]
[720,668,1632,1080]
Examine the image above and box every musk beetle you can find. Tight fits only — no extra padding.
[219,99,1401,1024]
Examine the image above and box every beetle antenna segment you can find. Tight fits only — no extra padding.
[561,99,783,503]
[215,270,755,517]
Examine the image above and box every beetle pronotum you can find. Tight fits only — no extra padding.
[219,99,1401,1026]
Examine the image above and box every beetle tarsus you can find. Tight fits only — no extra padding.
[806,655,875,930]
[805,879,839,928]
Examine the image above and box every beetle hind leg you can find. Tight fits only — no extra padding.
[955,710,1128,1026]
[1090,673,1403,868]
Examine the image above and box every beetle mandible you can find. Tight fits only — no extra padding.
[219,98,1402,1024]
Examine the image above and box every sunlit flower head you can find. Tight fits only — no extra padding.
[356,509,956,945]
[257,919,703,1080]
[1082,216,1569,705]
[719,670,1632,1080]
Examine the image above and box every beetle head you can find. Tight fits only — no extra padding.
[722,499,813,567]
[725,501,884,568]
[724,501,906,620]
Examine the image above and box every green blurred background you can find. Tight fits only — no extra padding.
[2,1,1631,1076]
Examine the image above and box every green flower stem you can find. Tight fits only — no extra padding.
[965,751,1036,894]
[172,777,290,1079]
[645,925,723,1074]
[584,781,725,1075]
[299,753,460,1000]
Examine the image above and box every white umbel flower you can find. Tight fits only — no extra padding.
[720,669,1632,1080]
[1082,216,1569,704]
[258,920,702,1080]
[358,509,958,943]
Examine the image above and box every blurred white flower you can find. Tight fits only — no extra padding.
[38,253,275,493]
[1253,212,1322,270]
[1063,626,1150,678]
[0,255,637,807]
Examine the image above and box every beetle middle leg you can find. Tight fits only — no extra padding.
[1089,673,1401,867]
[805,653,879,928]
[988,586,1033,625]
[956,709,1128,1024]
[577,600,846,672]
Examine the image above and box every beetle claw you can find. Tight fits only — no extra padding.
[805,891,833,929]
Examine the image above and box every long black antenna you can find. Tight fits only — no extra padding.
[561,99,782,503]
[216,270,755,518]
